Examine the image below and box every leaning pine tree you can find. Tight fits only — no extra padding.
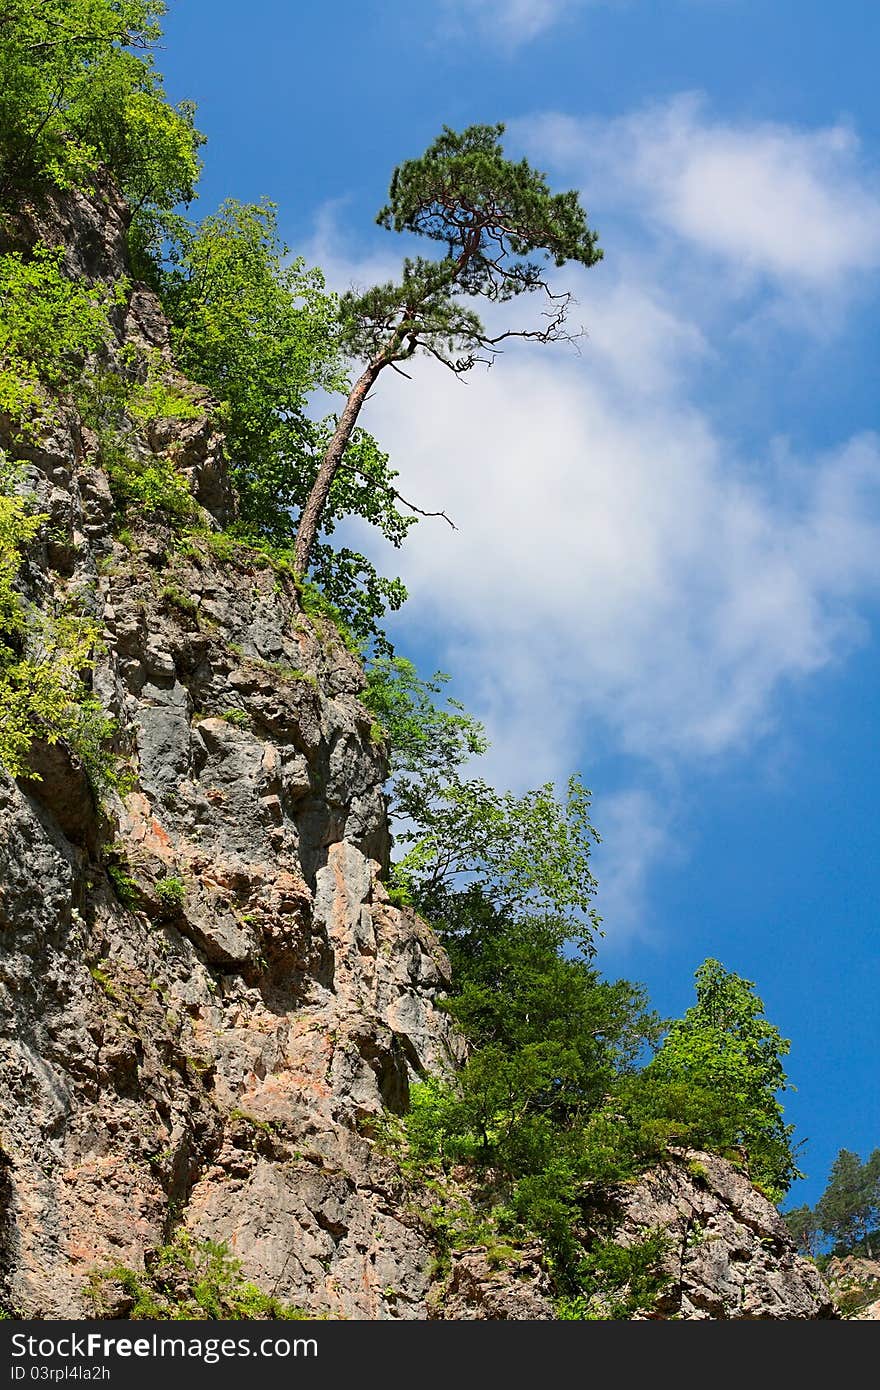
[293,123,603,574]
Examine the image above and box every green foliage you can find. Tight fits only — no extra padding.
[106,867,139,911]
[0,246,114,436]
[153,199,410,647]
[0,475,120,792]
[557,1230,670,1320]
[378,661,804,1303]
[401,898,661,1277]
[121,347,203,425]
[290,122,604,578]
[363,656,487,782]
[341,122,602,371]
[393,773,603,950]
[627,959,801,1203]
[160,584,197,615]
[76,361,198,523]
[815,1148,880,1256]
[367,658,601,942]
[379,122,602,289]
[218,708,250,728]
[0,243,196,521]
[106,452,195,519]
[161,199,344,470]
[86,1231,311,1320]
[0,1,202,211]
[89,961,121,1002]
[106,854,140,909]
[784,1204,822,1259]
[154,876,185,913]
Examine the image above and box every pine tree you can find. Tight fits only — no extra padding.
[293,123,602,573]
[816,1148,880,1256]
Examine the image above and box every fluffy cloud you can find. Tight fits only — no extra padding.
[309,98,880,934]
[591,789,677,943]
[520,97,880,290]
[355,351,880,764]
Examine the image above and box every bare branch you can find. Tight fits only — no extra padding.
[336,458,457,529]
[394,492,457,528]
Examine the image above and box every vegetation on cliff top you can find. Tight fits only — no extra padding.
[0,0,201,212]
[86,1232,312,1320]
[366,658,802,1307]
[0,0,807,1319]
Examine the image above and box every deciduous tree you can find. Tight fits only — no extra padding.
[637,959,801,1202]
[157,201,416,645]
[0,1,201,211]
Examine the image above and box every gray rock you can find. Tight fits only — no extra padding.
[606,1150,837,1319]
[0,172,834,1325]
[438,1246,556,1320]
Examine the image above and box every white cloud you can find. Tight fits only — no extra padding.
[356,354,880,767]
[520,96,880,290]
[443,0,587,48]
[307,100,880,934]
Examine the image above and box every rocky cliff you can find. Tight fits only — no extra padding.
[607,1151,835,1319]
[823,1255,880,1319]
[0,176,834,1320]
[0,176,462,1320]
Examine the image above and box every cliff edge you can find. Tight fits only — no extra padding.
[0,177,834,1321]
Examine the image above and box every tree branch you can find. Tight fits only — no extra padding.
[336,458,457,529]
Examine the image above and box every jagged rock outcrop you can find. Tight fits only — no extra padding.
[607,1151,837,1319]
[0,176,836,1321]
[823,1255,880,1319]
[0,177,460,1320]
[435,1245,555,1320]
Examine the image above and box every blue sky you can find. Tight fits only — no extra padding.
[158,0,879,1208]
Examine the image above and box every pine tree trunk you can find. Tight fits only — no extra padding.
[293,358,383,575]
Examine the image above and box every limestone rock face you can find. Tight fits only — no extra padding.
[0,178,460,1320]
[607,1152,837,1319]
[823,1255,880,1319]
[0,176,837,1322]
[436,1246,555,1320]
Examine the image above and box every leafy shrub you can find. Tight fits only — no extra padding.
[153,199,411,649]
[556,1231,670,1320]
[106,452,196,520]
[154,876,185,912]
[77,362,198,524]
[0,246,115,436]
[103,844,140,908]
[86,1231,311,1320]
[160,584,197,615]
[219,708,250,728]
[0,479,121,792]
[0,1,202,212]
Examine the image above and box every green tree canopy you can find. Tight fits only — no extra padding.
[364,655,602,947]
[364,656,488,783]
[293,122,603,573]
[0,1,202,210]
[816,1147,880,1256]
[783,1204,823,1259]
[403,889,662,1279]
[155,200,418,647]
[393,772,602,952]
[634,959,801,1203]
